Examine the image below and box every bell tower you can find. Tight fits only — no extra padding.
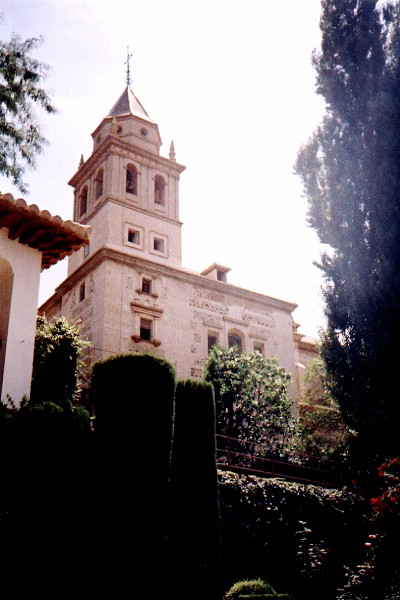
[67,77,186,277]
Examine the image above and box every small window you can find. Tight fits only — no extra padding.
[154,175,165,206]
[217,270,227,282]
[140,318,153,341]
[128,229,140,245]
[95,169,104,200]
[126,164,138,195]
[228,333,242,353]
[153,237,164,253]
[142,278,152,294]
[79,186,88,217]
[253,342,264,355]
[208,334,218,353]
[83,244,90,258]
[79,282,86,302]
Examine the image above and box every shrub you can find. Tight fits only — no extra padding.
[90,353,177,596]
[204,346,294,458]
[169,379,221,598]
[31,315,87,406]
[224,578,277,599]
[218,471,368,600]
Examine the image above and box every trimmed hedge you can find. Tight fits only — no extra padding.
[169,378,221,599]
[218,470,369,600]
[90,353,177,596]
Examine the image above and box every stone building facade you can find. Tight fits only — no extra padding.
[39,84,317,399]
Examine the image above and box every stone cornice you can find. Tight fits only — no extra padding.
[40,246,298,315]
[130,301,164,315]
[78,195,183,227]
[69,135,185,188]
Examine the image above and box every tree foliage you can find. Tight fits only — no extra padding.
[203,345,293,456]
[294,0,400,468]
[30,315,87,406]
[0,25,56,192]
[298,358,352,462]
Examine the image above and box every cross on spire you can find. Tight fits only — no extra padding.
[125,47,133,86]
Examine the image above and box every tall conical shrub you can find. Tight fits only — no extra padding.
[90,353,176,596]
[169,378,221,599]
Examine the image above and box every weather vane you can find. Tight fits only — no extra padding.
[125,46,133,86]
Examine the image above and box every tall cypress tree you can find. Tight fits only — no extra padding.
[295,0,400,472]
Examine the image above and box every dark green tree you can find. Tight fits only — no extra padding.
[0,25,56,192]
[294,0,400,470]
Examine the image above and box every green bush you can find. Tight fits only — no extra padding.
[31,316,87,406]
[224,578,277,599]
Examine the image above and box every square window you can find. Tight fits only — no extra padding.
[153,237,164,253]
[142,278,152,294]
[140,318,153,341]
[128,229,140,245]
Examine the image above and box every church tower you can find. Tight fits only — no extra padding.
[52,80,187,366]
[68,84,185,276]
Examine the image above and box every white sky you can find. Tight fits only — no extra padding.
[1,0,327,339]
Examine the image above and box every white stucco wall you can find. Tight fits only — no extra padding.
[0,229,41,405]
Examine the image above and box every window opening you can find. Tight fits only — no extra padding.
[208,334,218,353]
[140,318,153,341]
[153,237,164,253]
[79,187,88,217]
[79,282,86,302]
[228,333,242,353]
[154,175,165,206]
[253,342,264,355]
[128,229,140,245]
[95,169,104,200]
[142,278,152,294]
[217,270,227,282]
[126,164,138,195]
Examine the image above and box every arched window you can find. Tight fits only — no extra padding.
[95,169,104,200]
[154,175,165,206]
[79,186,88,217]
[228,332,243,353]
[126,164,138,195]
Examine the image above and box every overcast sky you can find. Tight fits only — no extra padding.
[1,0,327,338]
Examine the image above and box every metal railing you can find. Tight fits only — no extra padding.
[216,434,340,487]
